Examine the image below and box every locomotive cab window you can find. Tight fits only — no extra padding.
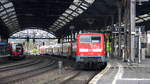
[12,44,22,52]
[91,36,101,43]
[80,35,101,43]
[16,45,22,52]
[80,35,91,43]
[12,44,16,52]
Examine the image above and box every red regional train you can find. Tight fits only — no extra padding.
[75,33,107,68]
[45,33,107,68]
[10,43,25,59]
[0,42,25,60]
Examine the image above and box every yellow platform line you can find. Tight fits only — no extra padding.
[89,63,111,84]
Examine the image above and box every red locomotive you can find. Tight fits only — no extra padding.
[76,33,107,68]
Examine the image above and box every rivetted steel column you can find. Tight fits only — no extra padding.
[118,3,122,58]
[130,0,136,62]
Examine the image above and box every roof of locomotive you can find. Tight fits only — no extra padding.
[77,33,104,36]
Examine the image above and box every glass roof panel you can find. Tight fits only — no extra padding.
[57,19,62,22]
[55,21,59,24]
[1,15,7,19]
[0,6,4,11]
[143,16,150,21]
[11,29,56,38]
[0,11,6,16]
[62,13,68,17]
[8,11,16,16]
[72,12,79,17]
[4,2,13,8]
[59,23,64,26]
[11,18,17,21]
[81,2,89,7]
[63,18,70,22]
[61,21,66,24]
[85,0,95,4]
[50,0,95,31]
[136,19,144,23]
[3,18,9,22]
[68,16,74,20]
[56,25,62,27]
[10,15,16,19]
[0,0,8,4]
[139,14,148,18]
[76,8,83,14]
[59,16,65,20]
[53,23,57,26]
[73,0,82,5]
[65,9,73,14]
[80,3,88,10]
[69,5,77,10]
[6,8,15,13]
[135,17,139,20]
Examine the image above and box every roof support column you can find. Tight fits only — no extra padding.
[118,2,122,58]
[123,0,130,62]
[130,0,136,62]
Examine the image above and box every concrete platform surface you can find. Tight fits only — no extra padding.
[91,58,150,84]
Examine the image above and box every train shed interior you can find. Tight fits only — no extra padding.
[0,0,150,62]
[1,0,150,84]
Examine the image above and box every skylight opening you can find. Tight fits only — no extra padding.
[50,0,95,31]
[0,0,8,4]
[11,29,56,38]
[6,8,15,13]
[3,18,8,22]
[136,19,144,23]
[59,23,64,26]
[4,2,13,8]
[10,15,16,19]
[1,15,7,19]
[76,8,83,14]
[8,11,16,16]
[0,6,4,11]
[143,17,150,21]
[139,14,148,18]
[0,11,6,16]
[65,9,73,14]
[72,12,79,17]
[68,16,74,20]
[69,5,77,10]
[62,13,68,17]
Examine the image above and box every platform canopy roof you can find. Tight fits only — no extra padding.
[0,0,150,38]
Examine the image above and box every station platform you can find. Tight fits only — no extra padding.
[90,58,150,84]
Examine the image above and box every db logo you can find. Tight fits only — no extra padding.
[88,49,93,52]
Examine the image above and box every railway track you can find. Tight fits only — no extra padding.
[0,58,42,72]
[59,70,99,84]
[0,55,105,84]
[41,55,103,84]
[0,56,58,84]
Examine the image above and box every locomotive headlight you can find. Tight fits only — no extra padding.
[80,53,84,56]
